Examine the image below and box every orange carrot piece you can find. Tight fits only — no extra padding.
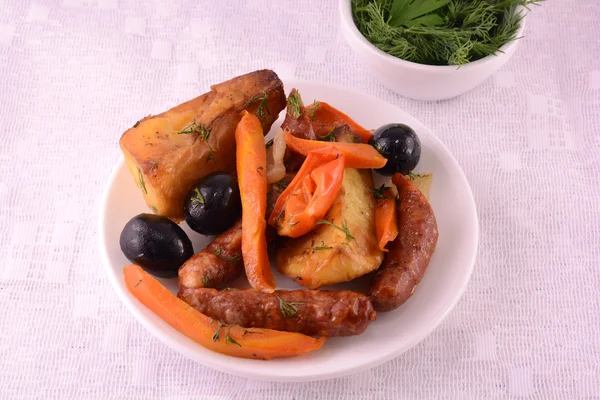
[124,264,325,360]
[375,187,399,251]
[284,131,387,169]
[307,101,372,143]
[235,111,275,292]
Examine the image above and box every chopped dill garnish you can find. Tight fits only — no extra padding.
[352,0,543,66]
[287,91,302,119]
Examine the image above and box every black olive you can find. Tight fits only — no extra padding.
[369,123,421,175]
[119,213,193,278]
[184,172,241,235]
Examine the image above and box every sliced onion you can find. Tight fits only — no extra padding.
[266,128,286,184]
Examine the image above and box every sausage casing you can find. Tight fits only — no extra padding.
[178,220,244,290]
[178,288,376,337]
[369,173,438,312]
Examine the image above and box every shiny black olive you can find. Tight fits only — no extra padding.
[369,123,421,175]
[119,213,193,278]
[184,172,241,235]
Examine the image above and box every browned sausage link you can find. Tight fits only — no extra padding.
[178,288,376,337]
[178,220,244,290]
[369,173,439,312]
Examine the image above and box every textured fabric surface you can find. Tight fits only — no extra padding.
[1,0,599,399]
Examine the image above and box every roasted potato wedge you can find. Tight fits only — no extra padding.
[276,126,384,288]
[120,70,286,221]
[410,173,433,199]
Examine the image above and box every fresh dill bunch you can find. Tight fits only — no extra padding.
[352,0,543,66]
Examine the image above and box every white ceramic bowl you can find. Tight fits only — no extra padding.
[339,0,526,101]
[99,81,479,381]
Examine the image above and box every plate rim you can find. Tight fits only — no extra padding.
[98,79,479,382]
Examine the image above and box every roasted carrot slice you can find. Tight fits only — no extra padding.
[373,185,399,251]
[306,101,372,143]
[284,131,387,169]
[124,264,325,359]
[268,147,345,237]
[236,111,276,292]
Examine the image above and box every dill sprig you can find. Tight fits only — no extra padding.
[316,219,357,246]
[276,295,304,319]
[191,187,205,206]
[318,128,336,142]
[352,0,543,66]
[212,321,242,347]
[287,91,302,119]
[306,101,320,121]
[371,184,395,199]
[137,168,147,194]
[247,90,270,120]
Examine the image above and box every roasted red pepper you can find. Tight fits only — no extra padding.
[268,147,345,238]
[306,101,373,143]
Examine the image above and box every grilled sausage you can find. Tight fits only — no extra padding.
[178,288,376,337]
[178,220,244,289]
[369,173,438,312]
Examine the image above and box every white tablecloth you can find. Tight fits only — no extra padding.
[1,0,599,398]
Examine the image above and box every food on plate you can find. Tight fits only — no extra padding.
[178,288,376,337]
[178,220,244,290]
[117,71,439,360]
[305,101,372,143]
[369,173,439,312]
[284,130,387,169]
[369,123,421,175]
[373,184,399,251]
[124,264,325,360]
[352,0,542,66]
[276,127,384,289]
[120,70,286,221]
[409,172,433,199]
[281,89,318,141]
[269,146,345,238]
[183,172,241,235]
[236,111,276,292]
[120,214,193,278]
[265,128,287,184]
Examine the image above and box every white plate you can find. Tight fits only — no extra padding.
[98,81,479,382]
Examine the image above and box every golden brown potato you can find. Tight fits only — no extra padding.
[410,173,433,199]
[275,126,383,288]
[120,70,286,221]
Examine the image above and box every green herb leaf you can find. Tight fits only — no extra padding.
[389,0,451,27]
[247,90,270,120]
[191,187,205,205]
[214,245,222,256]
[226,250,242,263]
[353,0,543,66]
[137,168,147,194]
[313,241,333,251]
[202,274,210,288]
[371,184,395,199]
[306,101,320,121]
[316,219,356,243]
[276,295,304,319]
[287,91,302,119]
[212,322,242,347]
[318,128,336,142]
[225,325,242,347]
[134,279,142,288]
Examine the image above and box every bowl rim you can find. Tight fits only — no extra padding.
[339,0,527,71]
